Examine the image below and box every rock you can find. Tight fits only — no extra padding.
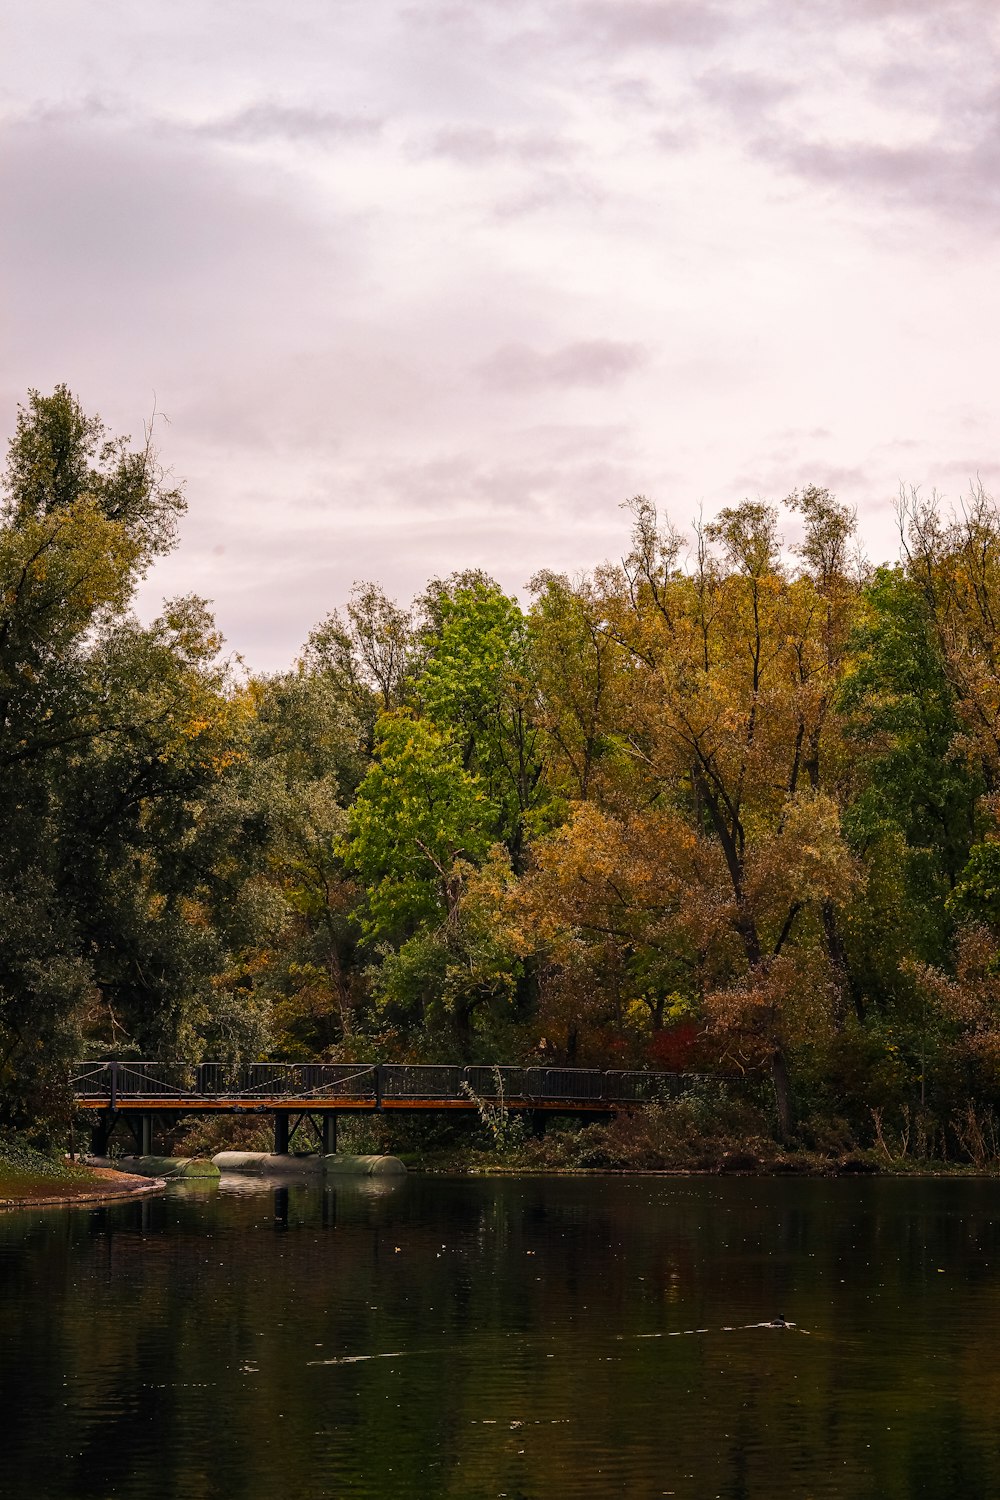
[324,1154,407,1177]
[116,1155,220,1179]
[212,1151,323,1174]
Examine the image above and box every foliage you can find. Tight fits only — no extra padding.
[344,713,494,942]
[9,384,1000,1166]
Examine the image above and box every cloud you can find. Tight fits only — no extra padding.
[141,430,646,668]
[4,0,1000,670]
[491,170,607,218]
[561,1,730,51]
[696,68,797,125]
[421,125,575,165]
[0,115,365,448]
[4,96,383,149]
[760,133,1000,231]
[820,0,990,23]
[479,340,648,390]
[191,102,382,145]
[729,462,868,500]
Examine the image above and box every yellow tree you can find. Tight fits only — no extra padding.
[528,570,627,806]
[580,495,861,1131]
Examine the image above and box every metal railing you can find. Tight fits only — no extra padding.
[69,1061,377,1107]
[70,1061,712,1107]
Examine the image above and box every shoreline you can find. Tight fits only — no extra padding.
[0,1166,167,1212]
[407,1160,1000,1179]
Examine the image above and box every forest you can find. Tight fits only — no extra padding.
[3,385,1000,1166]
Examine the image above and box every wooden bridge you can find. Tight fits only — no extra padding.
[71,1061,698,1155]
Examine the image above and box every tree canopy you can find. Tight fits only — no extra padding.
[6,385,1000,1160]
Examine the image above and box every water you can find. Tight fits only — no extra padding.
[2,1174,999,1499]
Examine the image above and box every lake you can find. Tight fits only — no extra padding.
[2,1174,999,1498]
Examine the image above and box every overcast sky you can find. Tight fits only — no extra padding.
[3,1,999,668]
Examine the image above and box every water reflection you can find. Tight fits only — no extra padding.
[211,1171,406,1201]
[2,1176,999,1499]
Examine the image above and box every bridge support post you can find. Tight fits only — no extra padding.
[322,1113,337,1155]
[141,1113,153,1156]
[90,1113,114,1157]
[530,1110,547,1139]
[274,1112,289,1155]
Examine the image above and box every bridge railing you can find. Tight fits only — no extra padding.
[68,1061,378,1103]
[526,1067,605,1101]
[605,1070,677,1102]
[463,1066,527,1099]
[379,1065,464,1099]
[70,1061,718,1106]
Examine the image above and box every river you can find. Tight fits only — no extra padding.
[2,1174,998,1498]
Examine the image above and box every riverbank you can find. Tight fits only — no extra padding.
[386,1105,1000,1177]
[166,1094,1000,1180]
[0,1133,163,1209]
[412,1156,999,1177]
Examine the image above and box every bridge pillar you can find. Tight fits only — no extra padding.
[274,1112,289,1155]
[141,1113,153,1156]
[322,1113,337,1155]
[90,1114,114,1157]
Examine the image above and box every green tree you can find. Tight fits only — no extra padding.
[417,575,544,867]
[840,566,980,1010]
[224,668,367,1057]
[344,713,494,943]
[341,713,525,1043]
[0,389,265,1126]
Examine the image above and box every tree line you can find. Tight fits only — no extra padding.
[3,385,1000,1154]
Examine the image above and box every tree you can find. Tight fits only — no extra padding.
[513,496,863,1131]
[4,384,182,557]
[0,390,279,1126]
[305,582,414,741]
[417,574,545,867]
[344,713,494,943]
[342,712,514,1041]
[529,570,624,805]
[839,566,979,998]
[223,668,367,1057]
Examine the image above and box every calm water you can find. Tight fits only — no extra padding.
[2,1174,999,1499]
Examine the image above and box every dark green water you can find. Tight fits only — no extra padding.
[2,1174,999,1499]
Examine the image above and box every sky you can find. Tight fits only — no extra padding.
[2,0,999,669]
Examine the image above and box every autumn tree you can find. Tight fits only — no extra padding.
[527,495,864,1131]
[528,570,625,806]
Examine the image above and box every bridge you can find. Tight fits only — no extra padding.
[71,1060,699,1155]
